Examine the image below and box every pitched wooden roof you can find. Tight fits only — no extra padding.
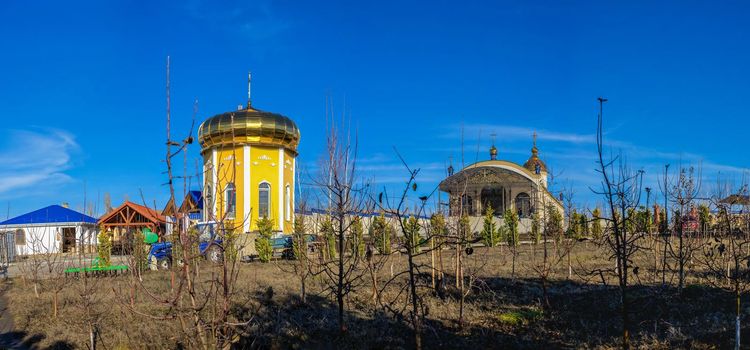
[162,197,177,216]
[98,201,166,227]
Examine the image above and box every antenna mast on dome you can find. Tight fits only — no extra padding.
[247,71,252,108]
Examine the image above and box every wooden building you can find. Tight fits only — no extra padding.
[98,201,166,253]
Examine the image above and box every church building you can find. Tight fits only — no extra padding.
[438,135,563,233]
[198,77,300,234]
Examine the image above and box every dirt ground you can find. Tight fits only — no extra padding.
[2,239,749,349]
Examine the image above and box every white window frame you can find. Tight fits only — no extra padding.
[259,182,271,218]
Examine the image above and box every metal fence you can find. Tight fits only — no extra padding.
[0,231,16,265]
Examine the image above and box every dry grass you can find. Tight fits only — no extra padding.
[3,238,748,349]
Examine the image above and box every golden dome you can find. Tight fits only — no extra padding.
[489,145,498,160]
[198,106,300,154]
[523,144,547,174]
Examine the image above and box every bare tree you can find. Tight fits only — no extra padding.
[308,100,372,334]
[665,165,703,294]
[700,177,750,350]
[16,226,55,299]
[592,97,645,349]
[374,157,430,349]
[658,164,672,287]
[111,57,253,349]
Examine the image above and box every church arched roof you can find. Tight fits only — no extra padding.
[438,160,562,207]
[438,160,539,190]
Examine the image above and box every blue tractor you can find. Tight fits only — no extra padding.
[145,221,224,270]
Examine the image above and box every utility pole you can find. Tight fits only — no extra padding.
[645,187,652,233]
[662,164,670,287]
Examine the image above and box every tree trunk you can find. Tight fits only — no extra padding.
[736,288,741,350]
[53,291,58,319]
[541,275,549,308]
[369,260,379,303]
[438,244,444,285]
[430,238,435,290]
[337,219,345,333]
[406,250,422,350]
[90,324,96,350]
[567,248,572,279]
[662,236,668,287]
[678,227,685,294]
[455,240,461,288]
[620,237,630,350]
[459,291,465,330]
[622,288,630,350]
[511,248,516,281]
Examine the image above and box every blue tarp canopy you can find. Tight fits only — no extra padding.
[188,190,203,210]
[0,205,97,225]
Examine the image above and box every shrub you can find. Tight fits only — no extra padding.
[481,205,499,247]
[429,213,447,248]
[320,216,336,260]
[579,212,590,237]
[591,207,603,239]
[371,214,391,255]
[224,227,239,262]
[293,215,307,260]
[531,212,541,244]
[458,213,471,240]
[403,215,421,253]
[545,205,564,240]
[350,216,365,258]
[504,209,519,247]
[97,227,112,267]
[132,229,148,271]
[255,217,274,263]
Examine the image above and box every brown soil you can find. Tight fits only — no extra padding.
[2,240,746,349]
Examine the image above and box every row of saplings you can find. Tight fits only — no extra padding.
[250,202,592,264]
[92,202,605,270]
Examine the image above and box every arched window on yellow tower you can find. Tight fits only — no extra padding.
[225,183,236,219]
[285,184,291,221]
[259,182,271,218]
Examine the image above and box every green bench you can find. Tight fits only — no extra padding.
[64,257,129,277]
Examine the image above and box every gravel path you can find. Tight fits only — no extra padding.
[0,282,28,350]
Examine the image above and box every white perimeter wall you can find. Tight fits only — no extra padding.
[0,223,98,255]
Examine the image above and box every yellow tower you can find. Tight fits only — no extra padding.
[197,82,300,234]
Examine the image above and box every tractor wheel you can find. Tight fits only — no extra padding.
[206,245,224,264]
[282,248,294,260]
[157,258,172,270]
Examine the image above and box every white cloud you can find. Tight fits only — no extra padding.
[447,123,596,144]
[0,129,78,195]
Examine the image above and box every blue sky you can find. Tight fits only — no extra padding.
[1,0,749,218]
